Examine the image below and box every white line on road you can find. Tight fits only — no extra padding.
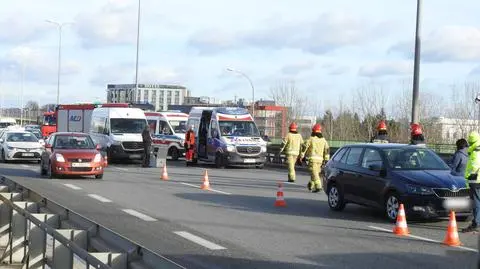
[180,182,232,195]
[63,184,82,190]
[122,209,157,222]
[368,225,478,252]
[87,194,112,203]
[173,231,227,250]
[21,164,30,168]
[113,167,129,171]
[283,182,298,185]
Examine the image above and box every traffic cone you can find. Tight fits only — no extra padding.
[443,210,462,246]
[274,182,287,207]
[393,204,409,235]
[201,170,210,190]
[161,163,168,180]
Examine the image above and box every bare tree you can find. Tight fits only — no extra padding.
[269,80,310,128]
[354,82,389,140]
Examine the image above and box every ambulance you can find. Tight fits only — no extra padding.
[145,111,188,161]
[187,107,267,168]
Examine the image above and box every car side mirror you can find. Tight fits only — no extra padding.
[0,139,3,143]
[368,164,383,171]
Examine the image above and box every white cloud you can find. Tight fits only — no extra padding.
[358,61,412,77]
[0,46,81,84]
[281,61,315,75]
[0,15,49,43]
[389,26,480,62]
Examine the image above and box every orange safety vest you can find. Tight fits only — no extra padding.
[185,130,195,146]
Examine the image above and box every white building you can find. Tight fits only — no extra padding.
[431,117,479,143]
[106,84,190,111]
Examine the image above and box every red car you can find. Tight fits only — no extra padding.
[40,132,105,179]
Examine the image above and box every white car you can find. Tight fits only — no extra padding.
[0,131,44,162]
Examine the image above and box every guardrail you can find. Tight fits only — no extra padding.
[0,176,184,269]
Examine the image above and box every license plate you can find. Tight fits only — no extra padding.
[443,198,471,210]
[130,154,141,159]
[22,153,34,157]
[71,162,91,168]
[244,159,256,163]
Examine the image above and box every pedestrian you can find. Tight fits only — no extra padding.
[185,125,196,166]
[461,131,480,233]
[142,125,152,167]
[301,123,330,192]
[279,122,303,182]
[449,138,468,177]
[410,123,426,146]
[371,120,390,143]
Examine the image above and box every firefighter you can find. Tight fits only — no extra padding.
[410,123,426,146]
[301,123,330,192]
[462,131,480,233]
[141,125,152,167]
[371,120,390,143]
[279,122,303,182]
[185,125,196,166]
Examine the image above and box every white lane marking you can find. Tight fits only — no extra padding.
[180,182,232,195]
[283,182,298,185]
[122,209,157,222]
[63,184,82,190]
[113,167,129,171]
[21,164,30,168]
[369,226,478,252]
[87,194,112,203]
[174,231,227,250]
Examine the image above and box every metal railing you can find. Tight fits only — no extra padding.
[0,176,185,269]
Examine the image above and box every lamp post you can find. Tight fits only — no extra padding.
[226,68,255,119]
[475,93,480,132]
[411,0,422,125]
[20,61,26,126]
[45,20,73,105]
[133,0,142,103]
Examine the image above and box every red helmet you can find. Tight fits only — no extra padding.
[312,123,322,133]
[411,123,423,135]
[289,122,297,131]
[377,120,387,131]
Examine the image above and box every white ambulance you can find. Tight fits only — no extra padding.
[145,111,188,161]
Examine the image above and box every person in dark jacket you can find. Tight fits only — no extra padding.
[449,138,468,176]
[142,125,152,167]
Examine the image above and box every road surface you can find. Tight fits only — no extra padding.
[0,161,478,269]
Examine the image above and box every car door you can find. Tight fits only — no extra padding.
[357,148,388,208]
[341,147,365,202]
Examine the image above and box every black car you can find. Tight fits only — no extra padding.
[323,143,470,222]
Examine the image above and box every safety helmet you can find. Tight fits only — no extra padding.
[377,120,387,131]
[411,123,422,135]
[289,122,297,132]
[312,123,322,133]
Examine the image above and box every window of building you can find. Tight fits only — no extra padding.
[144,89,149,102]
[152,90,157,106]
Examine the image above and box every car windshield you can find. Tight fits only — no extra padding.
[383,147,450,170]
[219,121,260,137]
[44,115,56,126]
[54,135,95,149]
[170,120,187,133]
[30,131,43,139]
[6,132,38,142]
[110,119,146,134]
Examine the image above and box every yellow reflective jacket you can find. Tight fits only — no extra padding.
[301,136,330,163]
[280,132,303,156]
[466,132,480,184]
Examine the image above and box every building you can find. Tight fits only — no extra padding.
[253,101,288,139]
[106,84,190,111]
[430,117,479,143]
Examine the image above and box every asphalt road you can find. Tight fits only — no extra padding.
[0,160,478,269]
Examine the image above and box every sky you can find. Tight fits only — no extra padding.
[2,0,480,112]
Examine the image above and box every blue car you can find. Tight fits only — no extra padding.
[323,143,470,222]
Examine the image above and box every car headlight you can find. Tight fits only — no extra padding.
[226,145,235,152]
[261,146,267,153]
[93,153,102,163]
[7,146,15,150]
[55,153,65,162]
[406,184,434,195]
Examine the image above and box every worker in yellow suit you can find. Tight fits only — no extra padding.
[301,123,330,192]
[279,122,304,182]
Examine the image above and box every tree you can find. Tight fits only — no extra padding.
[354,82,389,140]
[269,80,309,123]
[25,101,39,111]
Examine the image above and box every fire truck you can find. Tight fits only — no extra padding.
[40,103,99,138]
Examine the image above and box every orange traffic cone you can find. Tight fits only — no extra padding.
[161,163,168,180]
[393,204,409,235]
[274,182,287,207]
[201,170,210,190]
[443,210,462,246]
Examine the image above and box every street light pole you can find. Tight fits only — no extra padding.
[134,0,141,103]
[226,68,255,119]
[411,0,422,125]
[20,61,26,126]
[45,20,72,105]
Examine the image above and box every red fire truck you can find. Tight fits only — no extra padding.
[40,103,99,138]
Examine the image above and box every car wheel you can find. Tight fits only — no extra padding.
[256,164,264,169]
[170,148,180,161]
[95,174,103,179]
[1,150,7,163]
[47,163,55,179]
[385,192,400,222]
[215,153,225,169]
[40,160,47,176]
[328,184,346,211]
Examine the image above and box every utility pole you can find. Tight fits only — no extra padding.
[134,0,142,103]
[411,0,422,125]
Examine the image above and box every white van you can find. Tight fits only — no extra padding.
[187,107,267,168]
[145,111,188,160]
[90,104,148,161]
[0,118,17,131]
